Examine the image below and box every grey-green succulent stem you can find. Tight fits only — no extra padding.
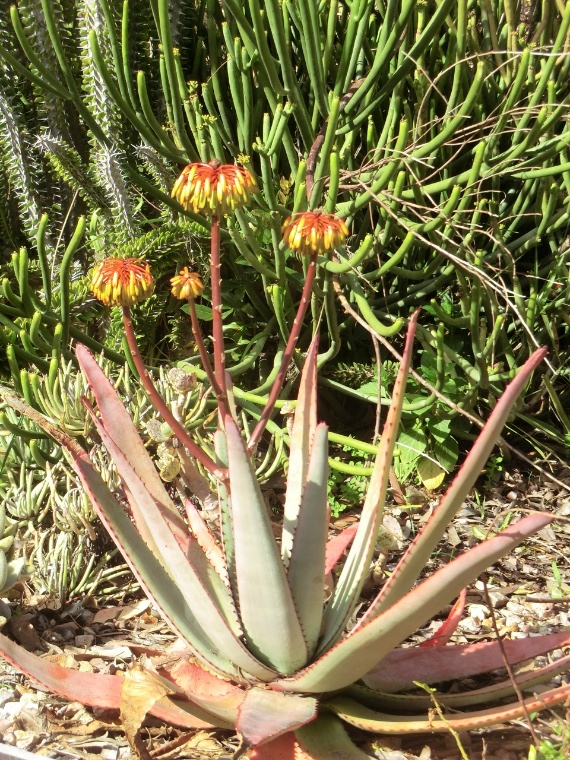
[245,0,285,96]
[512,1,570,143]
[120,0,138,107]
[341,118,409,216]
[295,0,328,118]
[309,95,341,209]
[342,271,404,337]
[36,215,52,309]
[136,71,187,161]
[9,6,71,100]
[88,31,179,163]
[38,0,108,145]
[338,0,415,119]
[59,217,86,347]
[156,0,195,157]
[0,41,69,99]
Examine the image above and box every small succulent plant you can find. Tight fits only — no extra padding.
[0,164,568,758]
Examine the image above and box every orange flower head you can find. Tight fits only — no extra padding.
[282,211,349,257]
[170,267,205,300]
[91,258,154,308]
[171,160,257,217]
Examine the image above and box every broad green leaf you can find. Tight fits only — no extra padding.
[225,416,308,674]
[416,458,445,490]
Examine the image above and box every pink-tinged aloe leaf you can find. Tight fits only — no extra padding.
[324,524,359,574]
[76,345,181,524]
[236,688,317,746]
[0,632,224,729]
[319,311,420,653]
[159,658,246,726]
[287,423,330,656]
[419,588,467,648]
[348,652,570,711]
[224,416,308,674]
[83,408,275,682]
[327,684,570,733]
[271,512,553,693]
[0,392,234,677]
[184,499,229,586]
[82,400,189,559]
[356,347,548,627]
[247,733,298,760]
[363,628,570,691]
[295,713,372,759]
[281,334,319,565]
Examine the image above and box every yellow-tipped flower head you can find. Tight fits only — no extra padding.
[170,267,205,300]
[171,160,257,217]
[282,211,349,257]
[91,258,154,307]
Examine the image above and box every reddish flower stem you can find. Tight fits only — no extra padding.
[248,254,318,452]
[122,305,225,480]
[187,297,230,417]
[210,216,228,411]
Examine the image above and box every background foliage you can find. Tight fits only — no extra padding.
[1,0,570,598]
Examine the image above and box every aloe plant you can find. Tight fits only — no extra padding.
[0,305,568,757]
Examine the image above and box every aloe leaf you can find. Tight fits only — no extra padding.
[161,657,247,726]
[0,390,273,681]
[224,416,308,674]
[287,423,329,656]
[319,311,419,652]
[0,632,223,728]
[76,345,179,520]
[246,733,298,760]
[295,713,372,759]
[328,684,570,733]
[362,628,570,692]
[236,688,317,746]
[357,347,548,624]
[281,334,318,564]
[419,588,467,648]
[324,524,359,574]
[348,652,570,711]
[83,408,276,682]
[272,512,553,692]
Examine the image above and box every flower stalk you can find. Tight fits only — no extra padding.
[121,305,224,479]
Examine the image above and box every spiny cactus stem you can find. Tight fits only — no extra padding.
[248,253,318,453]
[187,296,230,417]
[210,215,228,418]
[121,305,225,480]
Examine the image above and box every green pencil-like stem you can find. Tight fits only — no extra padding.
[122,305,224,480]
[248,254,318,452]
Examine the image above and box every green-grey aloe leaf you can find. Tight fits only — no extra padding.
[286,422,329,656]
[319,310,419,651]
[281,333,318,564]
[272,511,553,692]
[224,415,308,674]
[355,346,548,626]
